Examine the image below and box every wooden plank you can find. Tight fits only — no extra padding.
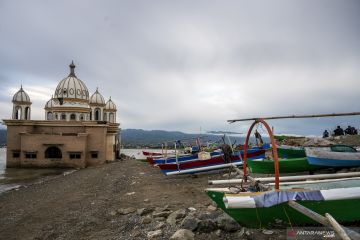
[325,213,351,240]
[209,172,360,185]
[288,201,360,240]
[227,112,360,123]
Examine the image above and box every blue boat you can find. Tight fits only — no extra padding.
[306,145,360,167]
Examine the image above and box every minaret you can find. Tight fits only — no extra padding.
[12,85,32,120]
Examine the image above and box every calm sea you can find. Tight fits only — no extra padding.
[0,148,72,194]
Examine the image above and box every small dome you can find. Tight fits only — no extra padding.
[90,88,105,105]
[54,61,89,101]
[12,86,31,103]
[105,97,116,111]
[45,97,56,109]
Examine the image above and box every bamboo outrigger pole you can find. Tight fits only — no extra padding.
[228,111,360,123]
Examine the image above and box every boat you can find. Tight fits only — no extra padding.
[306,145,360,167]
[153,151,221,165]
[142,151,163,156]
[277,145,305,158]
[158,151,245,175]
[206,184,360,228]
[247,157,322,174]
[154,146,265,165]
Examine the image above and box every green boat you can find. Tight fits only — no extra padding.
[247,157,322,174]
[206,186,360,228]
[277,145,305,158]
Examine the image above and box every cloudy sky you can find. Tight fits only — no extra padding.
[0,0,359,135]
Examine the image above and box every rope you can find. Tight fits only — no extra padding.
[283,206,293,229]
[255,208,262,229]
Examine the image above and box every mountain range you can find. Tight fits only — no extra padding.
[0,128,249,148]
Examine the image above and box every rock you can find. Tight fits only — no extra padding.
[216,215,241,232]
[137,208,154,216]
[170,229,195,240]
[197,219,217,233]
[236,227,246,238]
[152,210,172,218]
[215,229,222,236]
[125,192,136,196]
[188,207,196,212]
[131,229,142,238]
[155,222,166,229]
[147,230,162,239]
[117,207,136,215]
[144,199,149,202]
[180,216,200,231]
[154,217,166,222]
[207,205,217,211]
[262,229,274,235]
[166,209,187,226]
[109,210,117,216]
[141,216,152,224]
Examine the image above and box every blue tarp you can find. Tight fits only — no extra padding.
[252,191,325,208]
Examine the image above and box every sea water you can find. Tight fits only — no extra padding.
[0,148,70,194]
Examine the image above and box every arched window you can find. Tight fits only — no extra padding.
[80,114,84,121]
[47,112,53,120]
[95,108,100,121]
[55,114,58,120]
[70,114,76,120]
[109,113,114,123]
[45,146,62,159]
[25,107,30,120]
[14,107,21,119]
[61,114,66,120]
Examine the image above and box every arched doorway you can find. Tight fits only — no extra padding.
[95,108,100,120]
[45,146,62,159]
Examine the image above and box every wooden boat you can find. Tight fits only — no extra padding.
[142,151,162,156]
[247,157,322,174]
[158,152,245,176]
[277,145,305,158]
[206,185,360,228]
[154,147,265,165]
[306,145,360,167]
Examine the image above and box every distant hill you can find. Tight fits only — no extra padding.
[120,129,247,148]
[0,128,252,148]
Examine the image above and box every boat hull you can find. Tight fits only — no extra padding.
[158,154,245,175]
[277,146,306,158]
[206,190,360,228]
[306,147,360,167]
[247,157,322,174]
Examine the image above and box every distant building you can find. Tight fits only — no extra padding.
[3,62,121,168]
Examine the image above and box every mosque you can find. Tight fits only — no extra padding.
[3,62,121,168]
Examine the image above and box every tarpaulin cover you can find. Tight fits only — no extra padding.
[251,191,324,208]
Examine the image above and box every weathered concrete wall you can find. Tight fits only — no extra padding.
[20,133,87,168]
[4,120,119,169]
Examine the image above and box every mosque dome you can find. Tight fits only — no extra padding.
[45,97,56,109]
[12,86,31,103]
[90,88,105,106]
[54,61,89,101]
[105,98,116,111]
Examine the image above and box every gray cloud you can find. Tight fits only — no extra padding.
[0,0,359,135]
